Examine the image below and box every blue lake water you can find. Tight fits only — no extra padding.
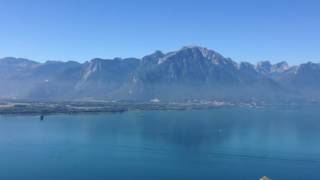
[0,106,320,180]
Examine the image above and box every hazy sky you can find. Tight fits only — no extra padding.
[0,0,319,64]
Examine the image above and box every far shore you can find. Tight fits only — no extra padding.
[0,100,318,116]
[0,100,257,115]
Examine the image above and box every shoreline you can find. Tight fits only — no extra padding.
[0,101,252,116]
[0,100,319,116]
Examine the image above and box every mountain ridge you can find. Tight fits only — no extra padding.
[1,46,319,102]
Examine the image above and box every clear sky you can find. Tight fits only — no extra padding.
[0,0,319,64]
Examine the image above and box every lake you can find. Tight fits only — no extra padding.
[0,106,319,180]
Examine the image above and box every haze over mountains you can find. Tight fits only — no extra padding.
[1,46,319,103]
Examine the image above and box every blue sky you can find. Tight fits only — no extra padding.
[0,0,319,64]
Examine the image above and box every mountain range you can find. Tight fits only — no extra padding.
[1,46,319,103]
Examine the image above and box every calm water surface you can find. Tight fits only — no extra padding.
[0,107,320,180]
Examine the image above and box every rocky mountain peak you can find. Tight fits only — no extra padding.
[0,57,39,67]
[157,46,226,65]
[272,61,289,72]
[256,61,272,74]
